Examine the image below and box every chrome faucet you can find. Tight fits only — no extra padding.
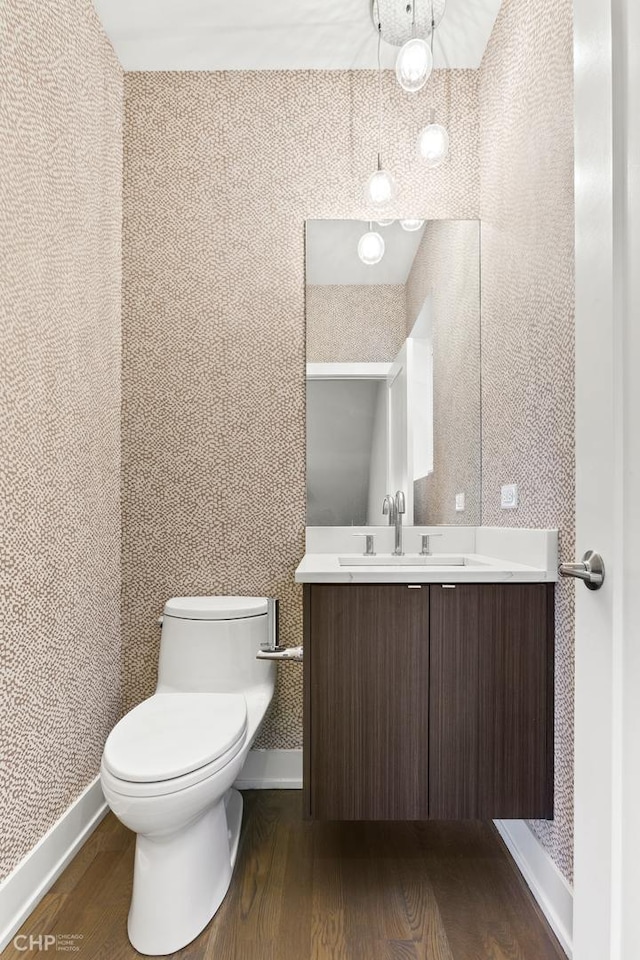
[393,490,406,555]
[382,494,396,528]
[383,491,405,555]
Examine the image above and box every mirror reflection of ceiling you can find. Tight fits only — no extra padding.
[92,0,503,72]
[306,220,425,286]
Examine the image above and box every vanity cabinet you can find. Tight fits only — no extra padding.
[304,582,554,821]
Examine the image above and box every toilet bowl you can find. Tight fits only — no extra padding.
[100,596,276,956]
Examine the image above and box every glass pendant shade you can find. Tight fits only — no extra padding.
[395,38,433,93]
[358,230,385,265]
[376,219,394,227]
[366,168,397,207]
[400,218,425,232]
[418,122,449,167]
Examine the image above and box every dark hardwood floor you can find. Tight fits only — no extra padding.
[2,791,566,960]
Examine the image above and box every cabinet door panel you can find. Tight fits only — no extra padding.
[430,583,553,820]
[308,583,429,820]
[429,584,481,818]
[476,584,554,819]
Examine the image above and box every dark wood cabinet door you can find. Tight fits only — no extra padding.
[306,583,429,820]
[429,584,481,818]
[429,583,554,820]
[476,583,554,819]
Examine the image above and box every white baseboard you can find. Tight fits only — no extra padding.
[494,819,573,958]
[0,777,107,952]
[234,749,303,789]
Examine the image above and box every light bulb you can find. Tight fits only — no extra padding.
[400,219,425,232]
[366,168,397,207]
[395,38,433,93]
[358,230,385,265]
[418,123,449,167]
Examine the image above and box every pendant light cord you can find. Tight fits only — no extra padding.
[430,0,435,56]
[430,0,435,122]
[377,18,383,170]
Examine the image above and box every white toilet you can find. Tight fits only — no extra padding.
[100,596,276,956]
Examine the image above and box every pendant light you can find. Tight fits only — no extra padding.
[358,223,385,265]
[395,1,432,93]
[365,23,397,208]
[416,5,449,167]
[418,108,449,166]
[367,166,396,206]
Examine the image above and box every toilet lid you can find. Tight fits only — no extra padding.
[164,596,269,620]
[103,693,247,783]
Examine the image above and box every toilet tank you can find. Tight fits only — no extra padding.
[156,596,276,695]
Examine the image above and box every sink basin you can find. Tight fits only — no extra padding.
[338,554,468,567]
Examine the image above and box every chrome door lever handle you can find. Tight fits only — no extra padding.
[559,550,605,590]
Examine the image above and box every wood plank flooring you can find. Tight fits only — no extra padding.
[2,791,566,960]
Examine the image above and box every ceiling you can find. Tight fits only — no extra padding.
[93,0,502,72]
[306,220,426,286]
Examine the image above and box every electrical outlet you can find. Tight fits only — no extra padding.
[501,483,519,509]
[455,492,465,512]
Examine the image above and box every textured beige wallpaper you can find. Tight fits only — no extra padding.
[479,0,575,880]
[0,0,574,894]
[406,221,482,526]
[306,284,406,363]
[123,31,574,883]
[122,70,480,748]
[0,1,123,879]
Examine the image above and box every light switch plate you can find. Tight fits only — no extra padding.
[501,483,519,509]
[455,492,465,512]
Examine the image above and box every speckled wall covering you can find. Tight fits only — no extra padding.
[122,70,480,747]
[479,0,575,881]
[406,221,481,526]
[0,0,122,880]
[306,284,406,363]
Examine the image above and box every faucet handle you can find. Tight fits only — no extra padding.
[420,533,443,556]
[352,533,376,556]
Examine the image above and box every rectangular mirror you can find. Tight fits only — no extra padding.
[305,219,481,526]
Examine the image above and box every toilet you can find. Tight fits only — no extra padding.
[100,596,276,956]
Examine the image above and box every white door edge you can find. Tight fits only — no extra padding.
[573,0,639,957]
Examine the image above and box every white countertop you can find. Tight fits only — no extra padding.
[295,527,559,584]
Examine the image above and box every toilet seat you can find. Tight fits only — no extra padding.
[102,693,247,791]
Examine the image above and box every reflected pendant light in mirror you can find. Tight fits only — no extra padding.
[400,218,425,231]
[358,224,385,265]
